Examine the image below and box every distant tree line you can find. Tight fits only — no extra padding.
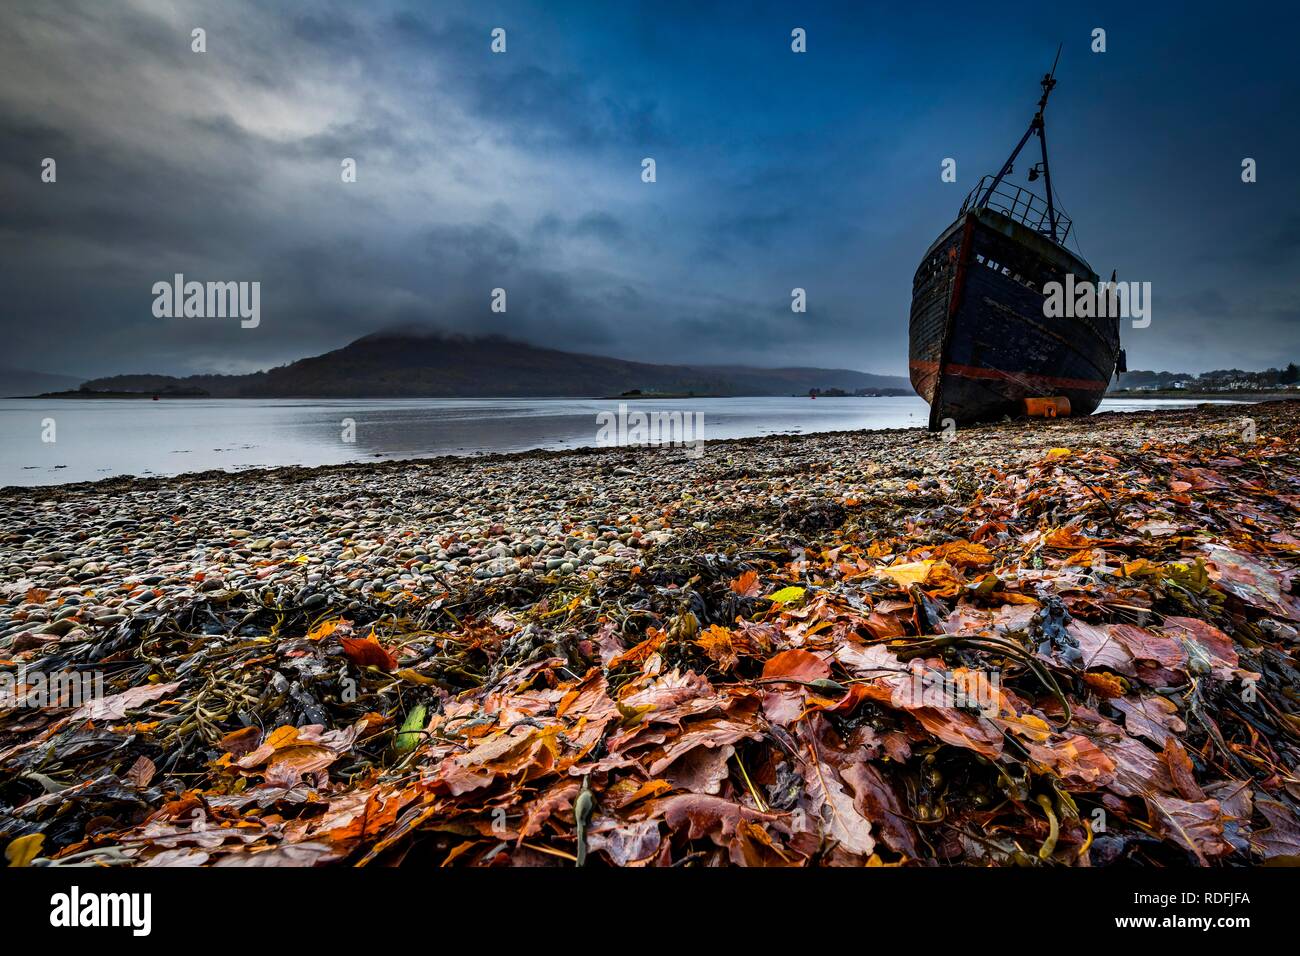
[1116,363,1300,391]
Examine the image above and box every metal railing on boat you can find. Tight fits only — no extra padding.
[960,175,1072,244]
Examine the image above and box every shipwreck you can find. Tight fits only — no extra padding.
[909,52,1126,430]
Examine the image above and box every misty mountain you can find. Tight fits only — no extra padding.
[1,366,85,398]
[76,332,909,398]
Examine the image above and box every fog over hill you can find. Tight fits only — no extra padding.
[75,331,910,398]
[1,366,84,398]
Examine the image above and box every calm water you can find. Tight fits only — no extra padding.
[0,396,1251,487]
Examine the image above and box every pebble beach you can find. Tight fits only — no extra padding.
[3,402,1267,625]
[3,401,1299,867]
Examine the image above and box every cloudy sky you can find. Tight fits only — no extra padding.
[2,0,1297,379]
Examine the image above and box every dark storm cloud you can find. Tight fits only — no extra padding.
[1,0,1297,379]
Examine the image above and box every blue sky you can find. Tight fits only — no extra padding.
[2,0,1297,378]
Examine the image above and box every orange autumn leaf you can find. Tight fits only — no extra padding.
[342,635,398,672]
[921,561,965,598]
[308,618,345,641]
[1121,558,1163,578]
[613,778,673,807]
[697,624,739,671]
[761,648,830,683]
[219,726,263,758]
[441,841,484,867]
[607,628,667,669]
[875,560,933,587]
[729,570,760,597]
[930,540,994,569]
[1081,671,1128,699]
[866,540,893,558]
[1064,549,1100,567]
[1043,526,1096,550]
[1163,737,1206,802]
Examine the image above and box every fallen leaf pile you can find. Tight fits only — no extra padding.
[3,404,1300,866]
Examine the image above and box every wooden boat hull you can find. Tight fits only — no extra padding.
[909,208,1122,430]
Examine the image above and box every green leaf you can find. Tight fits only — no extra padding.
[393,704,428,754]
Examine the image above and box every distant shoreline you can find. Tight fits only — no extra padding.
[11,390,210,399]
[11,389,1299,403]
[13,390,914,401]
[1106,389,1299,402]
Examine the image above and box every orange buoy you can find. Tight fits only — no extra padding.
[1023,396,1071,418]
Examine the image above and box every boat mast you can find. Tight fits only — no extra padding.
[977,45,1063,242]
